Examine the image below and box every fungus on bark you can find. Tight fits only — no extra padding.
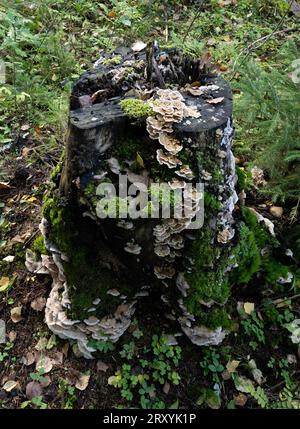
[26,43,278,357]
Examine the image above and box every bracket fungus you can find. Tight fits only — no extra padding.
[158,133,183,155]
[156,149,182,169]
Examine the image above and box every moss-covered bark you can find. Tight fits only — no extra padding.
[31,45,293,355]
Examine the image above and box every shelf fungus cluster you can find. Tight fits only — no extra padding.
[26,44,264,357]
[26,220,137,359]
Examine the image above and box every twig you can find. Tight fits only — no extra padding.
[229,0,296,80]
[152,56,165,88]
[23,228,39,248]
[230,28,298,80]
[30,147,54,168]
[290,197,300,224]
[269,371,300,391]
[272,293,300,306]
[182,0,206,43]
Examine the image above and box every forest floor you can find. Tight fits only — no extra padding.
[0,1,300,409]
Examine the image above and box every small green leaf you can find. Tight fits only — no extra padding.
[136,152,144,168]
[170,399,179,409]
[0,275,16,293]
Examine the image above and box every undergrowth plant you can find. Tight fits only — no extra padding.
[108,334,182,409]
[234,41,300,203]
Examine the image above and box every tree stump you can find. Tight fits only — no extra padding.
[26,44,248,358]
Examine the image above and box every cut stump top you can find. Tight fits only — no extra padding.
[69,47,232,133]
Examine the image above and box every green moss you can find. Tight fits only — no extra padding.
[32,235,48,256]
[42,191,134,319]
[191,307,232,330]
[177,150,190,164]
[151,164,174,182]
[112,137,146,161]
[184,228,230,312]
[83,181,98,208]
[50,149,65,183]
[261,256,289,285]
[42,194,73,255]
[196,150,223,185]
[236,166,252,193]
[212,168,223,183]
[120,98,153,120]
[101,55,122,65]
[240,206,278,248]
[63,248,130,320]
[230,207,290,286]
[230,222,261,284]
[204,192,222,212]
[182,190,287,321]
[185,270,230,311]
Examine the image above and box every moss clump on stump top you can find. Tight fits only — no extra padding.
[120,98,154,120]
[100,55,122,66]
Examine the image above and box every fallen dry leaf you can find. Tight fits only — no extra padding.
[226,360,240,374]
[26,381,43,400]
[207,38,216,46]
[0,277,10,289]
[287,354,297,364]
[96,361,109,372]
[11,234,26,244]
[290,1,300,17]
[219,0,237,6]
[35,337,48,351]
[36,356,53,374]
[207,97,224,104]
[221,369,231,380]
[21,351,36,366]
[0,275,16,293]
[107,10,117,18]
[234,375,254,393]
[8,331,17,342]
[269,206,283,218]
[163,381,170,395]
[75,373,90,391]
[0,320,5,344]
[46,334,57,350]
[234,392,247,407]
[274,298,291,309]
[131,41,147,52]
[22,147,32,158]
[11,306,22,323]
[249,359,264,385]
[40,376,51,388]
[244,302,255,315]
[51,351,64,366]
[20,195,38,204]
[3,380,20,392]
[2,255,15,263]
[62,343,69,357]
[31,297,46,312]
[66,368,81,385]
[0,182,11,189]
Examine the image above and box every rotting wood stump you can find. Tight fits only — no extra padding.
[25,44,249,359]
